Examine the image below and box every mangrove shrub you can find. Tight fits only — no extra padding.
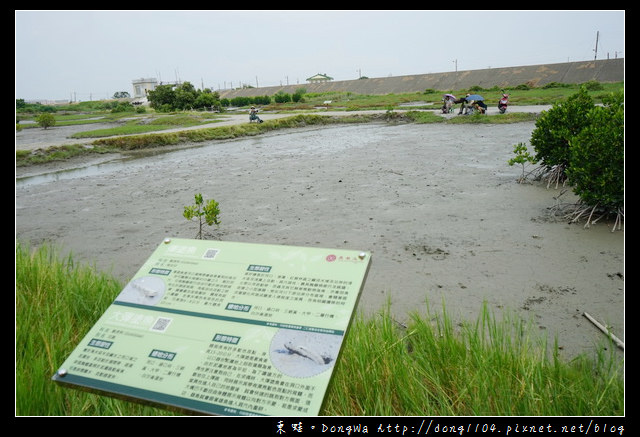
[530,86,595,185]
[566,91,624,216]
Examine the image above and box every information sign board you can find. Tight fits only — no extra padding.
[52,238,371,416]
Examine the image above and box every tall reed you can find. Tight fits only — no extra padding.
[323,302,624,416]
[15,242,174,416]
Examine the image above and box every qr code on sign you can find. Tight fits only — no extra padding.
[203,248,219,259]
[150,317,172,332]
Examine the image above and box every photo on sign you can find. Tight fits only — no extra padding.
[269,329,342,378]
[115,276,166,306]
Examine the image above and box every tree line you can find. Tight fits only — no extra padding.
[146,82,307,112]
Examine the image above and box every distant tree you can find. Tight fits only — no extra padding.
[36,113,56,129]
[148,82,222,111]
[204,89,221,101]
[274,92,291,103]
[148,84,177,111]
[230,96,251,107]
[194,92,218,110]
[174,82,198,110]
[252,95,271,105]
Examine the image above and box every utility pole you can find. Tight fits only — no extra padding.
[452,59,457,72]
[593,31,599,60]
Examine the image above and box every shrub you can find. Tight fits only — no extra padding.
[252,95,271,105]
[36,113,56,129]
[566,91,624,215]
[529,86,595,186]
[542,82,572,89]
[274,92,291,103]
[110,102,134,113]
[582,80,604,91]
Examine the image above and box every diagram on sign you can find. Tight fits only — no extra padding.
[115,275,166,306]
[269,328,342,378]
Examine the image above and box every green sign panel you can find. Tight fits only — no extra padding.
[52,238,371,416]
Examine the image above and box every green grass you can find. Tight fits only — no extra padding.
[15,242,176,416]
[272,82,622,111]
[69,113,225,138]
[325,304,624,416]
[17,111,137,128]
[15,242,624,416]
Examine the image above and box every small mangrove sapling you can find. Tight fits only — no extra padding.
[508,142,538,183]
[183,193,221,239]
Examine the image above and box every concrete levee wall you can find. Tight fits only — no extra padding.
[219,58,624,99]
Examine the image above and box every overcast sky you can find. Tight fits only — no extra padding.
[15,10,625,102]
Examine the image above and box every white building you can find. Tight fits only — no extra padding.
[132,78,158,98]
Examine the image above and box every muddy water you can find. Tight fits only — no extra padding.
[15,122,624,360]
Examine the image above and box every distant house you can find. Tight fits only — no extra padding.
[306,73,334,83]
[132,78,158,98]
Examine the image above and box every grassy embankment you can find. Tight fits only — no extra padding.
[16,242,624,416]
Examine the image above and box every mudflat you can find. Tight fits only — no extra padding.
[15,114,624,361]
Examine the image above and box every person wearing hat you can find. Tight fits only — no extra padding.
[249,106,263,123]
[454,93,471,115]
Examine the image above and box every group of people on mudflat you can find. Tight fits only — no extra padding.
[442,93,487,115]
[442,92,509,115]
[248,93,506,123]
